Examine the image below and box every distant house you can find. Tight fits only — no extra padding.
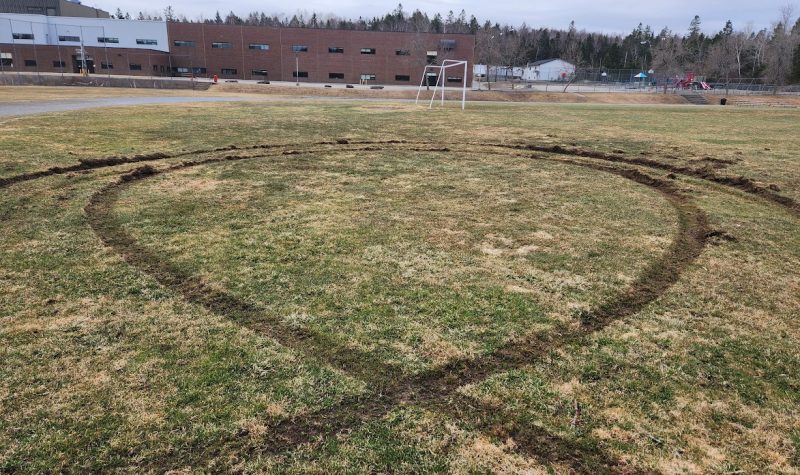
[473,64,524,81]
[522,59,575,81]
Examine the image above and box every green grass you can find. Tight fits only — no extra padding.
[1,92,798,473]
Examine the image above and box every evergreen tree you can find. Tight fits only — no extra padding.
[431,13,443,33]
[469,15,480,34]
[791,43,800,82]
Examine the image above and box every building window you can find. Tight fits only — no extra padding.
[395,49,410,56]
[175,66,207,74]
[26,6,43,13]
[58,35,80,42]
[12,33,34,40]
[292,71,308,78]
[221,68,237,75]
[136,39,158,45]
[329,72,344,79]
[101,62,113,69]
[173,40,194,47]
[395,75,410,81]
[98,37,119,43]
[360,73,376,81]
[360,48,376,55]
[292,45,308,52]
[24,59,36,67]
[249,43,269,50]
[439,39,456,50]
[0,53,12,66]
[129,63,142,71]
[426,51,438,64]
[251,69,268,76]
[211,42,232,49]
[328,47,344,53]
[447,76,463,83]
[53,60,66,68]
[152,65,159,71]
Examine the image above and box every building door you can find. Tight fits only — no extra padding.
[72,54,95,74]
[425,72,438,86]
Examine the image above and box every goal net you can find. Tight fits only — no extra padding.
[415,60,468,110]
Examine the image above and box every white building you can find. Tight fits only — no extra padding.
[522,59,575,82]
[473,64,524,81]
[0,13,169,53]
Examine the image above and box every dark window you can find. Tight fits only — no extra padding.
[395,49,410,56]
[211,42,232,49]
[175,67,207,74]
[360,48,376,55]
[58,35,80,42]
[360,73,376,81]
[251,69,268,76]
[439,39,456,50]
[221,68,237,75]
[395,74,410,81]
[292,45,308,52]
[328,47,344,53]
[136,39,158,45]
[329,72,344,79]
[24,59,36,67]
[447,76,463,83]
[0,53,12,66]
[173,40,194,47]
[129,63,142,71]
[101,62,113,69]
[426,52,438,64]
[53,60,66,68]
[152,65,159,71]
[98,37,119,43]
[292,71,309,78]
[249,43,269,50]
[12,33,34,40]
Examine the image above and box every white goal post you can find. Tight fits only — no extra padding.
[415,60,468,110]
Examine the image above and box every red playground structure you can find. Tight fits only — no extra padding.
[675,72,711,90]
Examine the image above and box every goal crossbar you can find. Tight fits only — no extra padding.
[415,60,468,110]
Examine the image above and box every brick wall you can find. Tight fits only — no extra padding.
[0,24,475,85]
[167,24,475,85]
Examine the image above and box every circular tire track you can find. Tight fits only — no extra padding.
[75,142,706,474]
[2,140,717,473]
[14,139,795,471]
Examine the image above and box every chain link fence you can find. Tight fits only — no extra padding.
[475,68,800,95]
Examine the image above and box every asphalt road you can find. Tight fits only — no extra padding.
[0,96,260,118]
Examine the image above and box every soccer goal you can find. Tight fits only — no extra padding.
[415,60,468,110]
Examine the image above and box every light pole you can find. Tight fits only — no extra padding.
[639,40,652,73]
[79,25,87,75]
[295,53,299,86]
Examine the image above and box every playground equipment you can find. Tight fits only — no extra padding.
[675,72,711,91]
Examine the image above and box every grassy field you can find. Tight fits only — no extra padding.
[0,89,798,473]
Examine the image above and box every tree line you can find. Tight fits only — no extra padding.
[115,4,800,84]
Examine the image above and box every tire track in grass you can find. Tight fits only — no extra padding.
[84,145,708,473]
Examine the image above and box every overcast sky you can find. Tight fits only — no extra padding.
[88,0,796,35]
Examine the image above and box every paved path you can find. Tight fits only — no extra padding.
[0,96,263,118]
